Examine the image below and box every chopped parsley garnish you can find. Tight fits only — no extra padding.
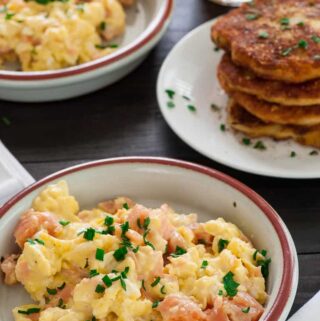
[95,43,118,49]
[218,289,224,296]
[260,249,267,257]
[290,151,296,158]
[123,202,129,210]
[254,140,266,150]
[167,101,175,108]
[18,308,41,315]
[151,277,161,287]
[104,216,114,226]
[132,245,140,253]
[182,95,190,101]
[220,124,226,132]
[311,35,320,43]
[141,279,146,291]
[76,3,84,12]
[310,150,319,156]
[95,284,105,294]
[83,228,96,241]
[57,282,66,290]
[103,225,115,235]
[245,13,259,21]
[5,12,14,20]
[218,239,229,253]
[47,288,57,295]
[143,230,155,249]
[89,269,99,278]
[171,246,187,258]
[113,246,128,261]
[257,258,271,278]
[242,307,250,313]
[1,116,11,126]
[280,17,290,25]
[233,201,237,208]
[242,137,251,146]
[35,238,45,245]
[187,105,196,112]
[258,31,269,39]
[253,249,267,260]
[102,275,112,287]
[27,239,36,245]
[201,260,208,269]
[165,89,175,99]
[111,275,121,282]
[99,21,106,31]
[214,46,220,52]
[152,300,160,308]
[143,217,151,229]
[96,248,105,261]
[297,21,305,27]
[211,104,220,112]
[58,298,66,309]
[59,220,70,227]
[281,47,293,57]
[223,272,239,297]
[120,278,126,290]
[109,44,118,48]
[160,285,166,294]
[137,218,142,229]
[298,39,308,49]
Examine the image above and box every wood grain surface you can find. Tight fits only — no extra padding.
[0,0,319,317]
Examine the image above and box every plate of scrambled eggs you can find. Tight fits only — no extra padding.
[0,0,173,101]
[0,158,298,321]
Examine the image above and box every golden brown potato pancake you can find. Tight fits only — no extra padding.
[212,0,320,83]
[228,99,320,148]
[218,54,320,106]
[230,91,320,126]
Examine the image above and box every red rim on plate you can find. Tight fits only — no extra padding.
[0,0,173,81]
[0,157,295,321]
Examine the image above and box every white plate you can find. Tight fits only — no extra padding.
[157,19,320,179]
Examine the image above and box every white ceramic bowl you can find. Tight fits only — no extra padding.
[0,157,298,321]
[0,0,173,102]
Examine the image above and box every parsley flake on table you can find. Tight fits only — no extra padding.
[223,272,239,297]
[220,124,226,132]
[187,105,196,112]
[310,150,319,156]
[167,101,175,109]
[242,137,251,146]
[254,140,266,150]
[290,151,296,158]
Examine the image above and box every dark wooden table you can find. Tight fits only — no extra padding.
[0,0,319,317]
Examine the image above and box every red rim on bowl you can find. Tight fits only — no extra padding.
[0,1,173,81]
[0,157,295,321]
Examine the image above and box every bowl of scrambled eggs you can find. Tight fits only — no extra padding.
[0,0,173,102]
[0,157,298,321]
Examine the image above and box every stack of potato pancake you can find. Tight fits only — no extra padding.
[212,0,320,148]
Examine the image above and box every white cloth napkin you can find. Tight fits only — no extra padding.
[0,141,35,206]
[288,291,320,321]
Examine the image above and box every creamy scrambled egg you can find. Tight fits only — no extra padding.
[1,181,270,321]
[0,0,131,71]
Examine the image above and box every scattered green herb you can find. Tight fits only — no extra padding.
[58,298,66,309]
[223,272,239,297]
[298,39,308,49]
[165,89,175,99]
[141,279,146,291]
[171,246,187,258]
[220,124,226,132]
[1,116,11,126]
[95,248,104,261]
[151,277,161,287]
[281,47,293,56]
[18,308,41,315]
[47,288,57,295]
[242,137,251,146]
[201,260,208,269]
[102,275,112,287]
[257,258,271,278]
[280,17,290,25]
[290,151,296,158]
[311,35,320,43]
[245,13,259,21]
[242,307,250,313]
[59,220,70,227]
[113,246,128,261]
[160,285,166,294]
[83,228,95,241]
[95,284,105,294]
[89,269,99,278]
[120,277,126,290]
[167,101,175,108]
[152,301,160,309]
[104,216,114,226]
[5,12,15,20]
[218,239,229,253]
[99,21,106,31]
[254,140,266,150]
[123,202,129,210]
[258,31,269,39]
[182,95,190,101]
[187,105,196,112]
[35,238,45,245]
[57,282,66,290]
[211,104,220,112]
[297,21,305,27]
[218,289,223,296]
[309,150,319,156]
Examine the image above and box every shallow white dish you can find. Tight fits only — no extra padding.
[0,157,298,321]
[157,19,320,179]
[0,0,173,102]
